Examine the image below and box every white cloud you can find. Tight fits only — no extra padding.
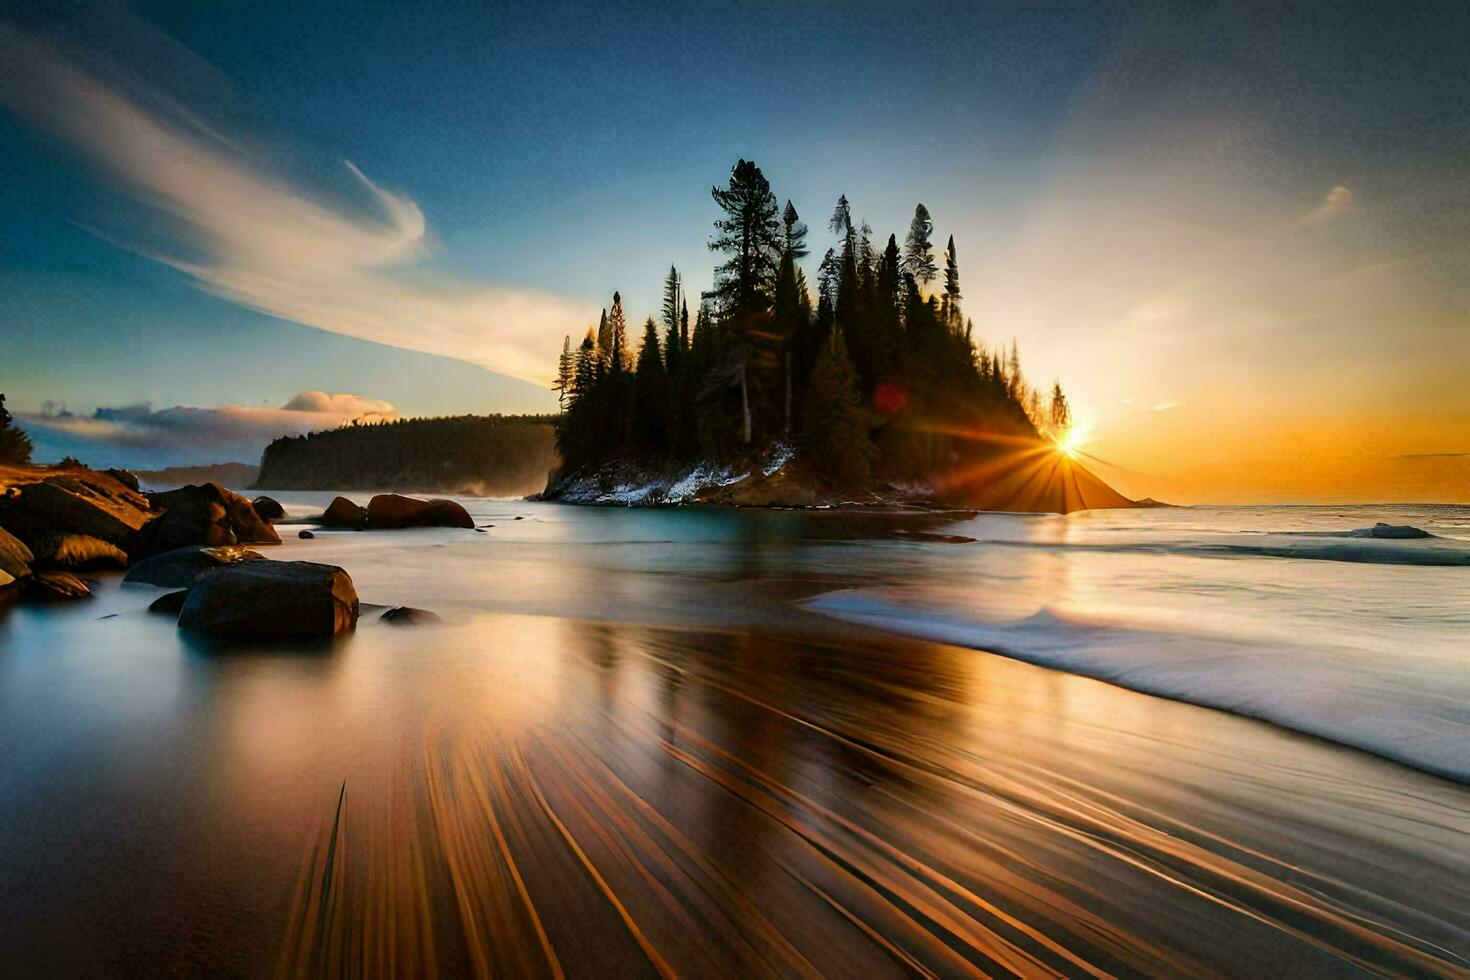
[282,391,396,416]
[1151,401,1184,412]
[0,24,591,386]
[1304,185,1354,224]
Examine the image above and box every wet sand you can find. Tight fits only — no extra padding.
[1,606,1465,976]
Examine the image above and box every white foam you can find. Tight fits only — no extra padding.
[806,591,1470,783]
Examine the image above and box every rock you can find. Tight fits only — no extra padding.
[379,606,443,625]
[0,526,34,580]
[1364,522,1431,539]
[251,495,286,522]
[513,516,524,520]
[321,496,367,528]
[32,532,129,569]
[28,570,91,599]
[148,590,189,615]
[298,529,315,539]
[178,560,358,637]
[366,493,475,529]
[104,468,141,492]
[144,483,281,552]
[124,545,269,588]
[0,472,154,545]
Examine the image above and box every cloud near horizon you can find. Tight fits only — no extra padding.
[0,23,590,386]
[17,391,400,469]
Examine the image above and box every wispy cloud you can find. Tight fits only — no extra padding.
[1150,401,1184,412]
[1304,185,1354,224]
[0,23,589,385]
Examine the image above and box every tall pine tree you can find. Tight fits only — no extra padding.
[903,204,938,286]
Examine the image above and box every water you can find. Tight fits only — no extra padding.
[0,496,1466,974]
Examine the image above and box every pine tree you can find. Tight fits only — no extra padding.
[662,266,683,376]
[942,235,961,330]
[679,298,690,354]
[828,194,851,238]
[782,200,808,259]
[903,203,938,286]
[1049,381,1071,435]
[632,318,669,456]
[0,394,33,465]
[554,336,574,409]
[709,159,782,315]
[800,332,877,489]
[607,292,632,373]
[594,308,611,373]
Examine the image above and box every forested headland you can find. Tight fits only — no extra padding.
[549,159,1120,510]
[255,415,558,496]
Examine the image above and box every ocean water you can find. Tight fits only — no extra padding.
[0,495,1466,973]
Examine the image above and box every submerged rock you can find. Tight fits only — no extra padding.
[321,496,367,528]
[148,590,189,616]
[28,570,91,599]
[1356,523,1432,540]
[366,493,474,529]
[124,545,268,588]
[379,606,443,625]
[144,483,281,552]
[32,532,129,569]
[298,529,315,539]
[178,560,358,637]
[251,495,286,522]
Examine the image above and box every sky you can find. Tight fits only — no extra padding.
[1,0,1467,501]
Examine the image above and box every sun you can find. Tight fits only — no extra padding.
[1051,422,1092,459]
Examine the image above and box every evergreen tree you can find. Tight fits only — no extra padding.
[800,332,877,489]
[679,298,690,353]
[662,266,683,376]
[828,194,851,238]
[942,235,961,330]
[1049,381,1071,435]
[782,200,808,259]
[0,394,33,465]
[554,336,574,409]
[632,318,670,456]
[607,292,632,373]
[594,308,611,373]
[709,159,782,315]
[903,203,938,286]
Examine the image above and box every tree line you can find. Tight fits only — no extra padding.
[553,159,1072,490]
[255,414,559,495]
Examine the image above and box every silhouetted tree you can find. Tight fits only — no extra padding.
[782,200,808,259]
[903,203,938,286]
[632,318,669,456]
[801,332,876,489]
[1049,381,1071,435]
[607,292,632,374]
[942,235,961,330]
[710,159,782,315]
[554,336,574,409]
[0,394,33,464]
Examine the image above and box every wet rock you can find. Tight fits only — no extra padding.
[0,526,34,581]
[178,560,358,637]
[322,496,367,528]
[1363,523,1431,539]
[366,494,474,529]
[124,545,268,588]
[298,529,315,539]
[0,471,154,545]
[148,590,189,616]
[28,570,91,599]
[144,483,281,552]
[103,468,141,492]
[251,495,286,522]
[379,606,443,625]
[32,532,129,569]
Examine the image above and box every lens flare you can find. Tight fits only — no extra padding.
[1053,422,1092,459]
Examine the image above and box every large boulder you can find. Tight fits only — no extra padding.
[32,532,128,570]
[124,545,268,588]
[0,471,155,545]
[321,496,367,528]
[178,560,359,637]
[367,493,474,529]
[143,483,281,552]
[0,526,34,581]
[103,468,141,492]
[251,495,285,522]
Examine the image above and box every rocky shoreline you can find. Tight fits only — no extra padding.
[0,465,473,636]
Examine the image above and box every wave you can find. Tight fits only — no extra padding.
[937,533,1470,567]
[805,591,1470,783]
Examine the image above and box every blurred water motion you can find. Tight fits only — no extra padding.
[0,499,1466,975]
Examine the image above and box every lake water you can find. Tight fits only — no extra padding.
[1,497,1466,975]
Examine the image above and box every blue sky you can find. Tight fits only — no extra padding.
[1,0,1467,497]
